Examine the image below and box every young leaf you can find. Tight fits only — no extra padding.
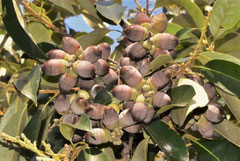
[132,138,149,161]
[210,0,240,40]
[149,54,172,73]
[2,0,47,60]
[143,119,189,161]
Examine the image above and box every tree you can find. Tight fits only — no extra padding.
[0,0,240,160]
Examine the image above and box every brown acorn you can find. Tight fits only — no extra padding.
[84,103,105,120]
[131,102,148,122]
[124,25,148,42]
[205,104,225,123]
[124,124,142,134]
[70,97,88,115]
[97,43,111,60]
[138,58,150,76]
[151,13,168,33]
[169,49,177,58]
[59,71,78,92]
[90,84,105,99]
[120,66,142,87]
[41,59,69,76]
[149,70,170,90]
[152,91,171,107]
[203,82,216,102]
[151,33,179,50]
[76,78,95,91]
[143,106,155,124]
[119,57,137,67]
[73,61,96,79]
[123,37,134,47]
[54,94,72,114]
[83,46,102,63]
[151,48,170,58]
[102,106,119,130]
[123,100,135,109]
[72,130,84,143]
[119,109,135,127]
[62,36,81,55]
[94,59,110,76]
[62,113,79,124]
[124,43,147,61]
[84,128,109,145]
[196,116,214,138]
[134,12,151,25]
[47,49,67,59]
[101,69,119,86]
[112,85,137,101]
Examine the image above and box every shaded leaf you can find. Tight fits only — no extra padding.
[28,21,52,43]
[77,0,101,20]
[94,89,112,105]
[143,119,189,161]
[172,14,196,28]
[49,0,75,15]
[77,147,110,161]
[149,54,172,73]
[110,40,125,61]
[65,114,92,132]
[39,76,59,90]
[132,138,149,161]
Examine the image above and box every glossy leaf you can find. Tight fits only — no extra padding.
[143,119,189,161]
[49,0,75,15]
[210,0,240,39]
[13,65,41,105]
[149,54,172,73]
[132,138,149,161]
[77,147,110,161]
[165,23,183,35]
[175,27,196,39]
[2,0,47,60]
[95,1,127,24]
[202,60,240,97]
[65,114,92,132]
[213,119,240,147]
[194,139,240,161]
[94,89,112,105]
[59,122,74,143]
[28,21,52,43]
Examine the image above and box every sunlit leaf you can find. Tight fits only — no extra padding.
[65,114,92,132]
[59,122,74,143]
[132,138,149,161]
[28,21,52,43]
[149,54,172,73]
[175,27,196,39]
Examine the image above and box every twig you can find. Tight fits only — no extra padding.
[134,0,144,12]
[19,1,67,36]
[42,141,61,161]
[38,87,80,94]
[108,57,118,65]
[146,0,149,14]
[0,33,9,53]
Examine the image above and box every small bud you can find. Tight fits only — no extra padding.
[134,12,151,25]
[119,57,137,67]
[47,49,67,59]
[73,61,96,79]
[152,91,171,107]
[149,70,170,90]
[206,104,225,123]
[151,33,179,50]
[54,94,72,114]
[84,128,109,145]
[70,97,88,115]
[124,25,148,42]
[62,113,79,124]
[90,84,105,99]
[151,13,168,33]
[102,106,119,130]
[196,116,214,138]
[59,72,78,92]
[41,59,69,76]
[138,58,150,76]
[83,46,102,63]
[97,43,111,60]
[124,43,147,61]
[151,48,170,58]
[131,102,148,122]
[112,85,137,101]
[77,78,95,91]
[62,36,81,54]
[94,59,110,76]
[203,82,216,102]
[120,66,142,87]
[84,103,104,120]
[101,69,119,86]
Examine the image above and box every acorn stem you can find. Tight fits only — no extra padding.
[108,58,118,65]
[38,87,80,94]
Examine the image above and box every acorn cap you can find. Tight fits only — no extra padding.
[84,103,104,120]
[149,70,170,90]
[77,78,95,91]
[131,102,148,122]
[54,94,72,114]
[102,106,119,130]
[90,84,105,99]
[62,113,79,124]
[196,116,214,138]
[59,72,78,92]
[152,91,171,107]
[97,43,111,60]
[112,85,137,101]
[151,33,179,50]
[124,43,147,61]
[47,49,67,59]
[94,59,110,76]
[41,59,69,76]
[134,12,151,25]
[84,128,109,145]
[120,66,142,87]
[62,36,81,55]
[83,46,102,63]
[151,13,168,33]
[206,104,225,123]
[101,69,119,86]
[124,25,148,42]
[70,97,88,115]
[73,60,96,79]
[203,82,216,102]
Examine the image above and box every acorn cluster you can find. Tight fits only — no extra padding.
[41,12,225,146]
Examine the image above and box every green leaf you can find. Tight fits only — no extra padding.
[95,1,127,24]
[39,76,59,90]
[154,0,173,8]
[172,14,196,28]
[209,0,240,39]
[143,120,189,161]
[217,89,240,121]
[175,27,196,39]
[65,114,92,132]
[76,28,110,49]
[171,78,209,126]
[28,21,52,43]
[194,139,240,161]
[2,0,47,60]
[149,54,173,73]
[77,147,110,161]
[82,12,106,30]
[49,0,75,15]
[202,60,240,97]
[165,23,183,35]
[110,40,125,61]
[93,89,112,105]
[59,122,74,143]
[132,138,149,161]
[13,65,41,105]
[77,0,101,20]
[101,147,116,161]
[198,51,240,65]
[213,119,240,147]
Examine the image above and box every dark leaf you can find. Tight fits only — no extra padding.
[93,89,112,105]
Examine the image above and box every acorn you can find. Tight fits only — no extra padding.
[84,128,110,145]
[94,59,110,76]
[152,91,171,107]
[76,78,95,91]
[151,13,168,33]
[124,25,148,42]
[151,33,179,50]
[159,80,172,92]
[131,102,148,122]
[84,103,104,120]
[59,71,78,92]
[138,58,150,76]
[54,94,72,114]
[123,101,135,109]
[70,97,88,115]
[196,116,214,138]
[124,43,147,61]
[120,66,142,87]
[203,82,216,102]
[112,85,137,101]
[102,106,119,130]
[62,113,79,124]
[124,124,142,134]
[90,84,105,99]
[205,104,225,123]
[148,70,170,90]
[72,130,84,143]
[62,36,81,55]
[123,37,134,47]
[41,59,69,76]
[73,61,96,79]
[151,48,170,58]
[101,69,119,86]
[119,57,137,67]
[134,12,151,25]
[83,46,102,63]
[169,49,177,58]
[47,49,67,59]
[143,106,155,124]
[97,43,111,60]
[119,108,135,127]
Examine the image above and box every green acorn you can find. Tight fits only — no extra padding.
[41,59,69,76]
